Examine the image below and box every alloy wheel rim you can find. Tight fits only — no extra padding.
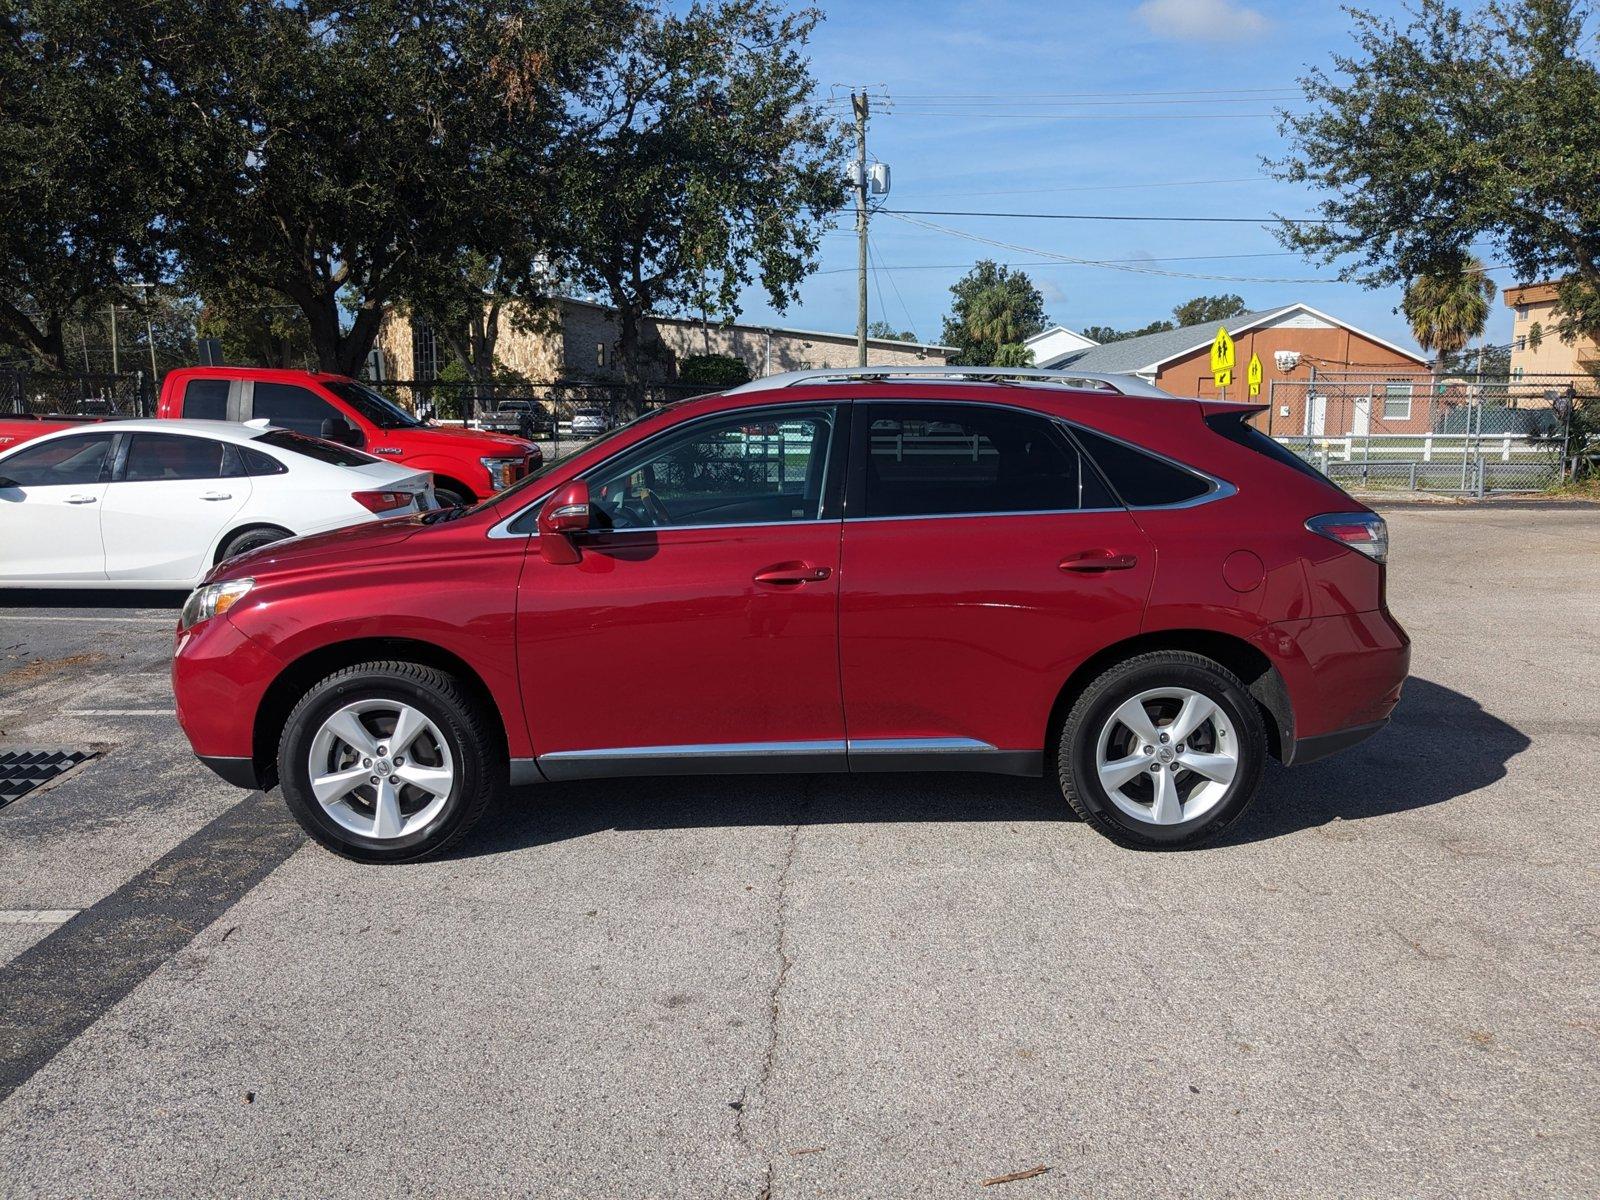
[307,699,454,841]
[1094,687,1238,827]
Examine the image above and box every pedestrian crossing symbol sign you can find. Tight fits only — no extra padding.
[1210,327,1235,389]
[1247,352,1263,397]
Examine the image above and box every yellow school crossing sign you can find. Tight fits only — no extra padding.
[1247,352,1263,397]
[1210,326,1235,389]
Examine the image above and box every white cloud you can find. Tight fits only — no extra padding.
[1133,0,1270,42]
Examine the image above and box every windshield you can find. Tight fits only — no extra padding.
[324,380,424,430]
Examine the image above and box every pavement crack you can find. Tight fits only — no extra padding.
[738,803,804,1199]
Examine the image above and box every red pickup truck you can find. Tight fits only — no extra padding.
[0,368,540,506]
[155,368,540,506]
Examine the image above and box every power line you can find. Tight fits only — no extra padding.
[814,251,1302,275]
[911,177,1268,198]
[885,208,1329,225]
[880,213,1345,284]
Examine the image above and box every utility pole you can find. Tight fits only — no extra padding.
[853,90,869,367]
[133,282,158,381]
[109,303,120,375]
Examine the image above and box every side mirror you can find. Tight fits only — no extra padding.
[319,417,360,447]
[537,481,590,564]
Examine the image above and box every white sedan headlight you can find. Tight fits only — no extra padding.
[180,578,255,631]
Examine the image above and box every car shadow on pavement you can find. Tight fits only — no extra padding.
[0,588,188,609]
[459,676,1526,858]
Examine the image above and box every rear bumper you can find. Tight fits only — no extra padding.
[1256,607,1410,761]
[1284,719,1388,767]
[196,754,262,789]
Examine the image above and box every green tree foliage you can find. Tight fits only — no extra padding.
[154,0,633,375]
[941,261,1048,365]
[867,320,915,341]
[550,2,845,391]
[1081,321,1172,345]
[1080,296,1248,345]
[1171,294,1247,328]
[1270,0,1600,341]
[196,280,314,371]
[1401,255,1498,363]
[0,0,172,368]
[678,352,751,387]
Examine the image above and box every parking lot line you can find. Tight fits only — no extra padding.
[0,911,78,925]
[0,790,303,1104]
[60,709,176,717]
[4,616,175,624]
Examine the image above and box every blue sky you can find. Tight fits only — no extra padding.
[729,0,1520,352]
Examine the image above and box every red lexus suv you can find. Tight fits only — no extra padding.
[171,369,1409,862]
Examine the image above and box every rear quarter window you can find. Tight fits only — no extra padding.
[252,429,376,467]
[1069,424,1213,507]
[1204,412,1336,483]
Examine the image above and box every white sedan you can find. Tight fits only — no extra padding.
[0,419,436,589]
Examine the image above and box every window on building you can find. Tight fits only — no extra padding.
[861,403,1114,518]
[1382,382,1414,421]
[411,319,445,381]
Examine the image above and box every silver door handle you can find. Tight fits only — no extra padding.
[200,491,233,501]
[65,494,97,505]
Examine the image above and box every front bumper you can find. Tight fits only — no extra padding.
[173,613,283,787]
[196,754,263,789]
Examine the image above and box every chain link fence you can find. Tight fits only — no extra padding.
[0,369,154,418]
[1264,371,1591,495]
[371,378,722,458]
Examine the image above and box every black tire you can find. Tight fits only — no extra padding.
[218,525,292,562]
[1057,651,1266,850]
[277,660,505,863]
[433,485,472,509]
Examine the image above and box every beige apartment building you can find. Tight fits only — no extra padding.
[1505,282,1599,379]
[375,295,953,384]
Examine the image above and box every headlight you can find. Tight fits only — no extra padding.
[180,577,254,630]
[480,456,522,491]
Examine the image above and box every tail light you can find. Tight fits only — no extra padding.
[1306,512,1388,563]
[353,489,414,514]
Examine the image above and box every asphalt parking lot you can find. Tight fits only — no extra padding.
[1,506,1597,1198]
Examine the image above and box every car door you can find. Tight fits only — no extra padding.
[837,400,1155,768]
[517,403,849,776]
[101,432,252,584]
[0,431,117,583]
[246,380,363,447]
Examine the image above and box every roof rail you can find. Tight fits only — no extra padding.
[721,364,1176,398]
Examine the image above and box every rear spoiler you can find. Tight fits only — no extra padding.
[1196,401,1268,421]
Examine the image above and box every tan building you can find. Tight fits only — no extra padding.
[1504,282,1598,380]
[375,295,953,385]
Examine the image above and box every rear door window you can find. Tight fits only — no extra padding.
[856,403,1114,518]
[181,378,230,420]
[122,434,228,482]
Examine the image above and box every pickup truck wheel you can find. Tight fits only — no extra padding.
[433,484,471,508]
[1058,651,1266,850]
[218,525,292,562]
[277,661,505,863]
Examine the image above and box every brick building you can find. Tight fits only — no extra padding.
[1038,303,1433,434]
[375,295,953,385]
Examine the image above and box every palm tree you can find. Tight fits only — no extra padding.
[1402,256,1497,431]
[1402,256,1498,363]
